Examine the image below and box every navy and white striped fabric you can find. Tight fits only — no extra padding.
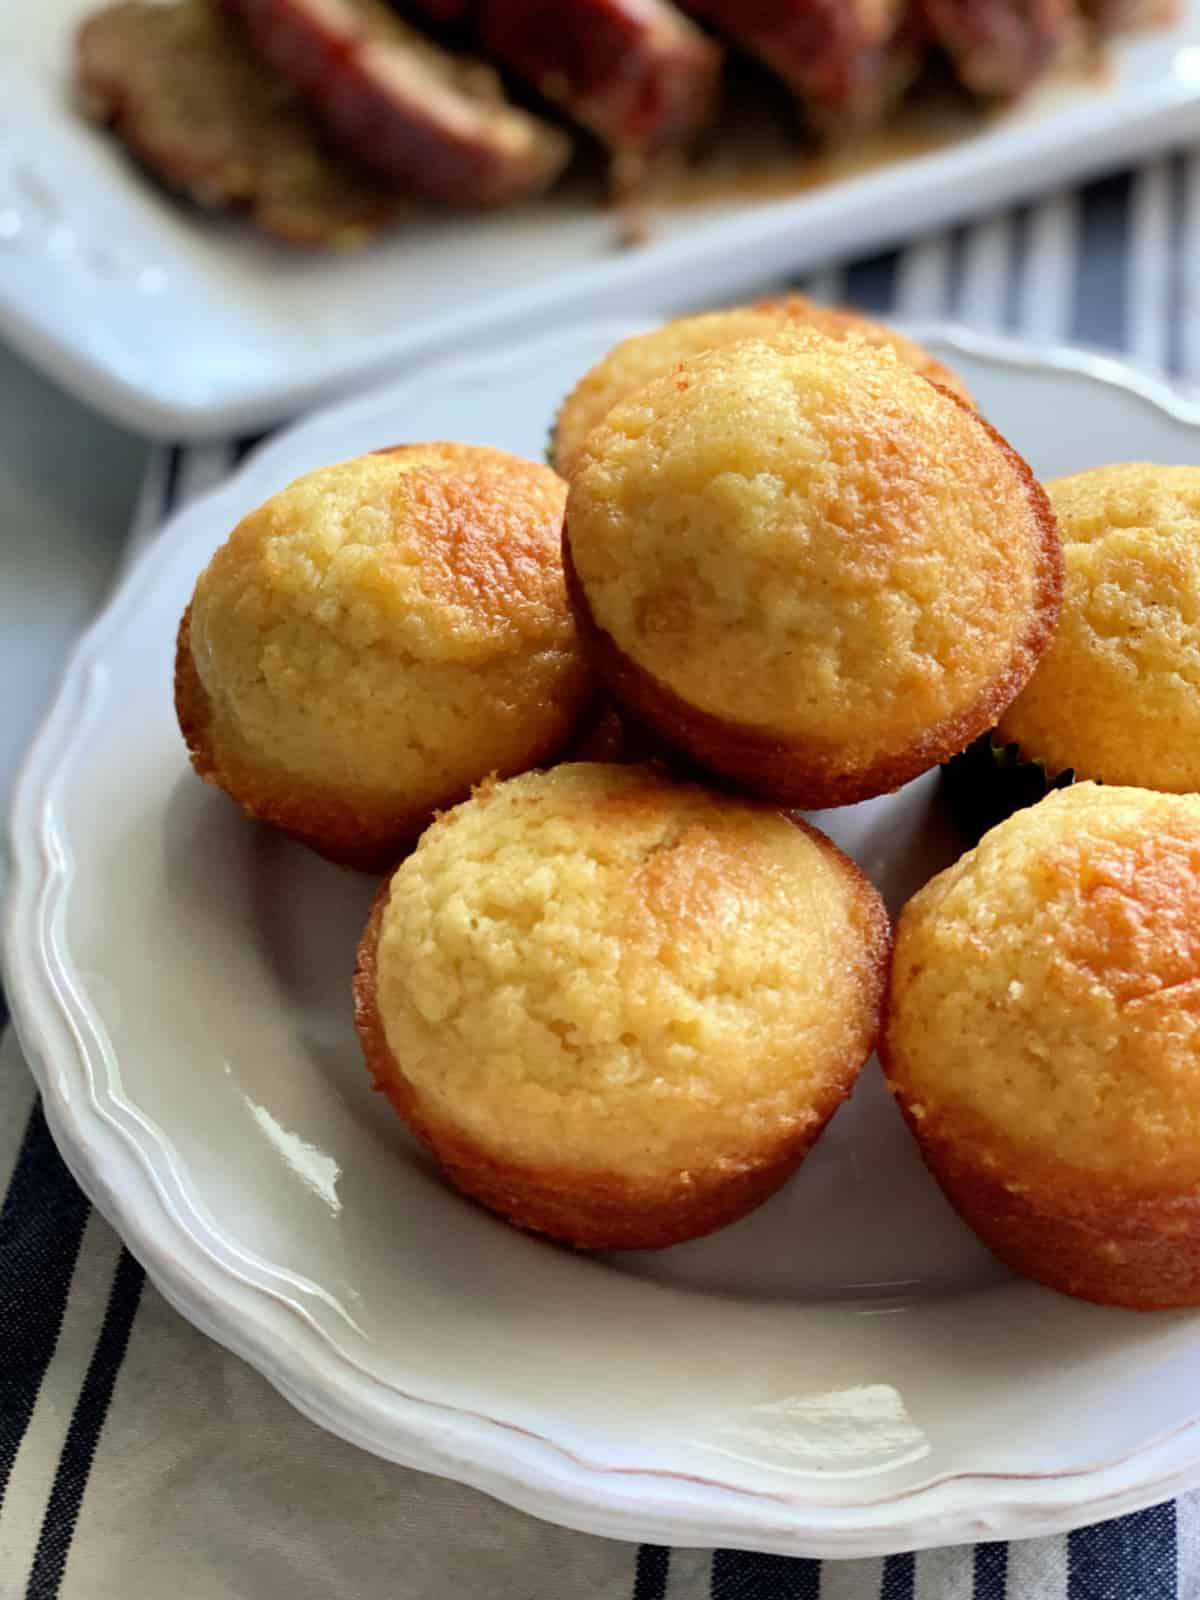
[4,151,1200,1600]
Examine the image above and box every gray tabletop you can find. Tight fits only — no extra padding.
[0,345,146,827]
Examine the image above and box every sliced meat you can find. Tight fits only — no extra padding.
[423,0,723,158]
[922,0,1083,96]
[680,1,929,130]
[222,0,571,205]
[77,0,408,246]
[1079,0,1178,28]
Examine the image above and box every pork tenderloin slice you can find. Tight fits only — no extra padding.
[922,0,1084,97]
[77,0,408,245]
[1078,0,1178,28]
[471,0,722,155]
[681,0,928,130]
[223,0,571,203]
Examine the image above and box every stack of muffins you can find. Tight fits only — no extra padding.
[176,298,1200,1308]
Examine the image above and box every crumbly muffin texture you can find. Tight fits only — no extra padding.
[373,763,886,1178]
[551,295,972,478]
[567,332,1055,775]
[887,783,1200,1188]
[998,463,1200,788]
[187,443,591,823]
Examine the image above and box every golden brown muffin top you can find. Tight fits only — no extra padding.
[998,463,1200,789]
[373,763,888,1176]
[551,295,972,478]
[566,332,1058,774]
[188,444,588,800]
[886,783,1200,1189]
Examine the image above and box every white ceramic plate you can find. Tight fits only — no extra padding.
[3,6,1200,438]
[9,322,1200,1557]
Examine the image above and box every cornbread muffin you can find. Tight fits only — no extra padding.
[564,333,1062,810]
[176,443,593,871]
[354,763,890,1248]
[883,783,1200,1309]
[996,464,1200,791]
[551,296,973,478]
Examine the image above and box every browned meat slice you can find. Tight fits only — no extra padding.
[1079,0,1178,27]
[922,0,1083,96]
[222,0,570,204]
[680,0,928,130]
[444,0,722,157]
[77,0,407,246]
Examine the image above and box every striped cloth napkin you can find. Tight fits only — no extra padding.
[3,149,1200,1600]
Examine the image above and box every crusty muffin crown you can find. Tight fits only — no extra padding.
[565,331,1060,797]
[886,782,1200,1189]
[369,762,889,1178]
[551,296,971,479]
[998,462,1200,789]
[186,442,590,803]
[204,443,571,651]
[177,442,594,866]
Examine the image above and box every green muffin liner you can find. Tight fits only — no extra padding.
[940,733,1077,845]
[546,407,562,470]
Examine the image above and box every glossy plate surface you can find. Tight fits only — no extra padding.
[8,324,1200,1556]
[2,5,1200,436]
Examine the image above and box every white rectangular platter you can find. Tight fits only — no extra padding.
[1,2,1199,438]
